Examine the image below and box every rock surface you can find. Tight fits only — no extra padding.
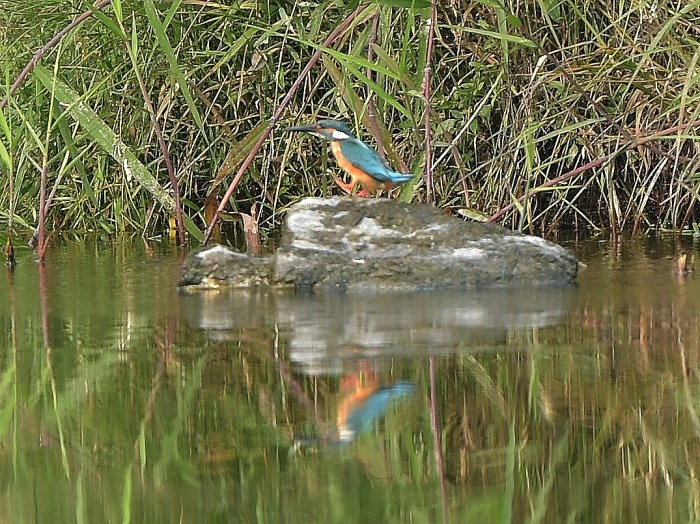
[179,245,272,289]
[179,197,578,292]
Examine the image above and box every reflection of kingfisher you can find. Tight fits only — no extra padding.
[285,120,414,197]
[336,369,415,443]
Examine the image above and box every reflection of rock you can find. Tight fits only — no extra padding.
[179,197,578,292]
[180,289,273,334]
[278,288,576,374]
[180,286,575,374]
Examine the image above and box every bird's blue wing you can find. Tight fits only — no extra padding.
[340,139,412,183]
[345,381,416,435]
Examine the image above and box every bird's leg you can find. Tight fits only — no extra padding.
[355,188,372,198]
[333,176,354,194]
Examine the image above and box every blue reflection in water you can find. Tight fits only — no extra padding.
[295,370,416,448]
[338,380,415,443]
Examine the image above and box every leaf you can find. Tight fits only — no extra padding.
[322,56,363,116]
[0,141,10,171]
[397,150,422,203]
[113,0,123,23]
[130,14,138,57]
[367,0,430,7]
[455,26,536,47]
[183,215,203,241]
[371,44,418,90]
[209,26,262,78]
[143,0,203,128]
[340,59,412,119]
[538,0,561,21]
[456,208,490,222]
[0,105,11,140]
[85,1,127,41]
[162,0,182,29]
[210,123,267,190]
[32,64,176,213]
[312,45,401,81]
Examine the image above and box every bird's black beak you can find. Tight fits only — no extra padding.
[282,124,319,133]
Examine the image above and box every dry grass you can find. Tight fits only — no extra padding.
[1,0,700,242]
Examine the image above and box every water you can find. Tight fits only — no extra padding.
[1,236,700,522]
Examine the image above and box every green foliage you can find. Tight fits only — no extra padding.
[2,0,700,240]
[32,64,176,213]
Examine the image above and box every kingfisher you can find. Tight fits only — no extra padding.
[284,119,414,197]
[336,370,415,443]
[291,365,415,449]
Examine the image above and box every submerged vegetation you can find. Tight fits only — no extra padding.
[2,0,700,246]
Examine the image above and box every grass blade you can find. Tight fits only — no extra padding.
[32,64,176,213]
[143,0,203,128]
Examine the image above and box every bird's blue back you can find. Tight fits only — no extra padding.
[340,138,414,184]
[344,381,416,434]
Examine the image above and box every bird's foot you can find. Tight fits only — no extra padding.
[333,177,354,194]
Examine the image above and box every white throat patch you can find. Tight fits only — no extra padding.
[331,130,350,140]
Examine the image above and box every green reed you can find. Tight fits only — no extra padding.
[2,0,700,244]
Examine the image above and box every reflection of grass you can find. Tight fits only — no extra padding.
[2,332,698,522]
[0,353,16,444]
[151,355,210,488]
[5,256,700,520]
[434,299,700,521]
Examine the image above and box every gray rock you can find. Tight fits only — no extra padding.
[179,197,577,292]
[178,244,272,290]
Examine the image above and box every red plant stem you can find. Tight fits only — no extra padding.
[28,174,62,250]
[0,0,114,110]
[487,118,700,224]
[487,148,623,223]
[422,1,437,204]
[364,13,386,162]
[37,161,48,261]
[131,50,185,244]
[202,4,369,244]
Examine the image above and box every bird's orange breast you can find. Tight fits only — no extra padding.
[330,142,394,193]
[336,372,380,429]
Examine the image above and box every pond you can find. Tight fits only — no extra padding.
[1,236,699,522]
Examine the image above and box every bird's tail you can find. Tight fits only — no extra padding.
[387,172,415,184]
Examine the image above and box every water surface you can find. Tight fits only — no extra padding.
[1,237,700,522]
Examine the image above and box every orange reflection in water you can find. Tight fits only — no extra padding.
[335,364,414,443]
